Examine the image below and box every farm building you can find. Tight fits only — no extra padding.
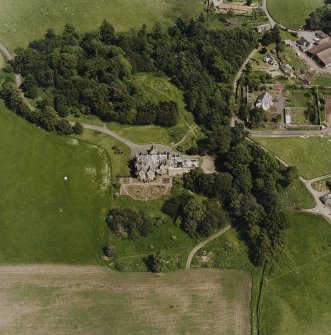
[134,145,199,182]
[297,36,311,51]
[307,42,331,68]
[280,63,294,75]
[255,91,273,111]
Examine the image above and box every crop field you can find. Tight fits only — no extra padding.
[256,137,331,179]
[268,0,324,29]
[0,266,251,335]
[0,0,202,49]
[0,101,110,263]
[260,211,331,335]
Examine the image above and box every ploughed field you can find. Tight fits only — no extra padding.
[0,101,110,263]
[0,267,251,335]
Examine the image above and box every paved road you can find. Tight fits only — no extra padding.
[262,0,276,28]
[73,123,177,156]
[185,225,232,269]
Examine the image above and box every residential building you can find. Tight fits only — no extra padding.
[134,145,199,182]
[255,91,273,111]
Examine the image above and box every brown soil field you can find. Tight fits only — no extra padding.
[0,266,251,335]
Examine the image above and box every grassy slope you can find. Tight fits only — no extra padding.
[260,211,331,335]
[268,0,324,29]
[68,73,196,146]
[0,0,202,49]
[280,179,316,209]
[108,196,195,271]
[0,101,111,263]
[256,137,331,179]
[108,73,195,145]
[73,129,131,178]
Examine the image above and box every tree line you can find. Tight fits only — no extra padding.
[5,17,256,131]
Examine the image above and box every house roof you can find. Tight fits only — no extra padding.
[256,91,272,104]
[297,36,310,47]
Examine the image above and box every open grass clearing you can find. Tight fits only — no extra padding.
[313,75,331,87]
[290,107,310,125]
[68,73,196,146]
[107,73,195,145]
[268,0,324,29]
[285,89,309,108]
[256,137,331,179]
[0,101,110,263]
[108,195,195,271]
[0,266,251,335]
[260,211,331,335]
[280,179,316,209]
[72,129,131,179]
[0,0,202,49]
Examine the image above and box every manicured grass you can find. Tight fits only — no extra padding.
[256,137,331,179]
[73,129,131,178]
[286,89,308,107]
[0,101,111,263]
[268,0,324,29]
[0,0,202,49]
[290,108,310,125]
[108,196,195,271]
[313,75,331,86]
[0,267,251,335]
[280,179,316,209]
[260,211,331,335]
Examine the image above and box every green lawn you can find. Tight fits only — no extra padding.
[73,129,131,178]
[260,211,331,335]
[286,89,308,107]
[280,179,316,209]
[256,137,331,179]
[313,75,331,86]
[268,0,324,29]
[0,101,111,263]
[108,196,195,271]
[0,0,202,49]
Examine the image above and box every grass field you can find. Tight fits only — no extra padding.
[256,137,331,179]
[280,179,316,209]
[313,75,331,86]
[268,0,324,29]
[0,0,202,49]
[0,101,111,263]
[73,129,131,178]
[260,211,331,335]
[0,266,251,335]
[108,195,195,271]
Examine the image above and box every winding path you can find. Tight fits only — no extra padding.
[185,225,231,269]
